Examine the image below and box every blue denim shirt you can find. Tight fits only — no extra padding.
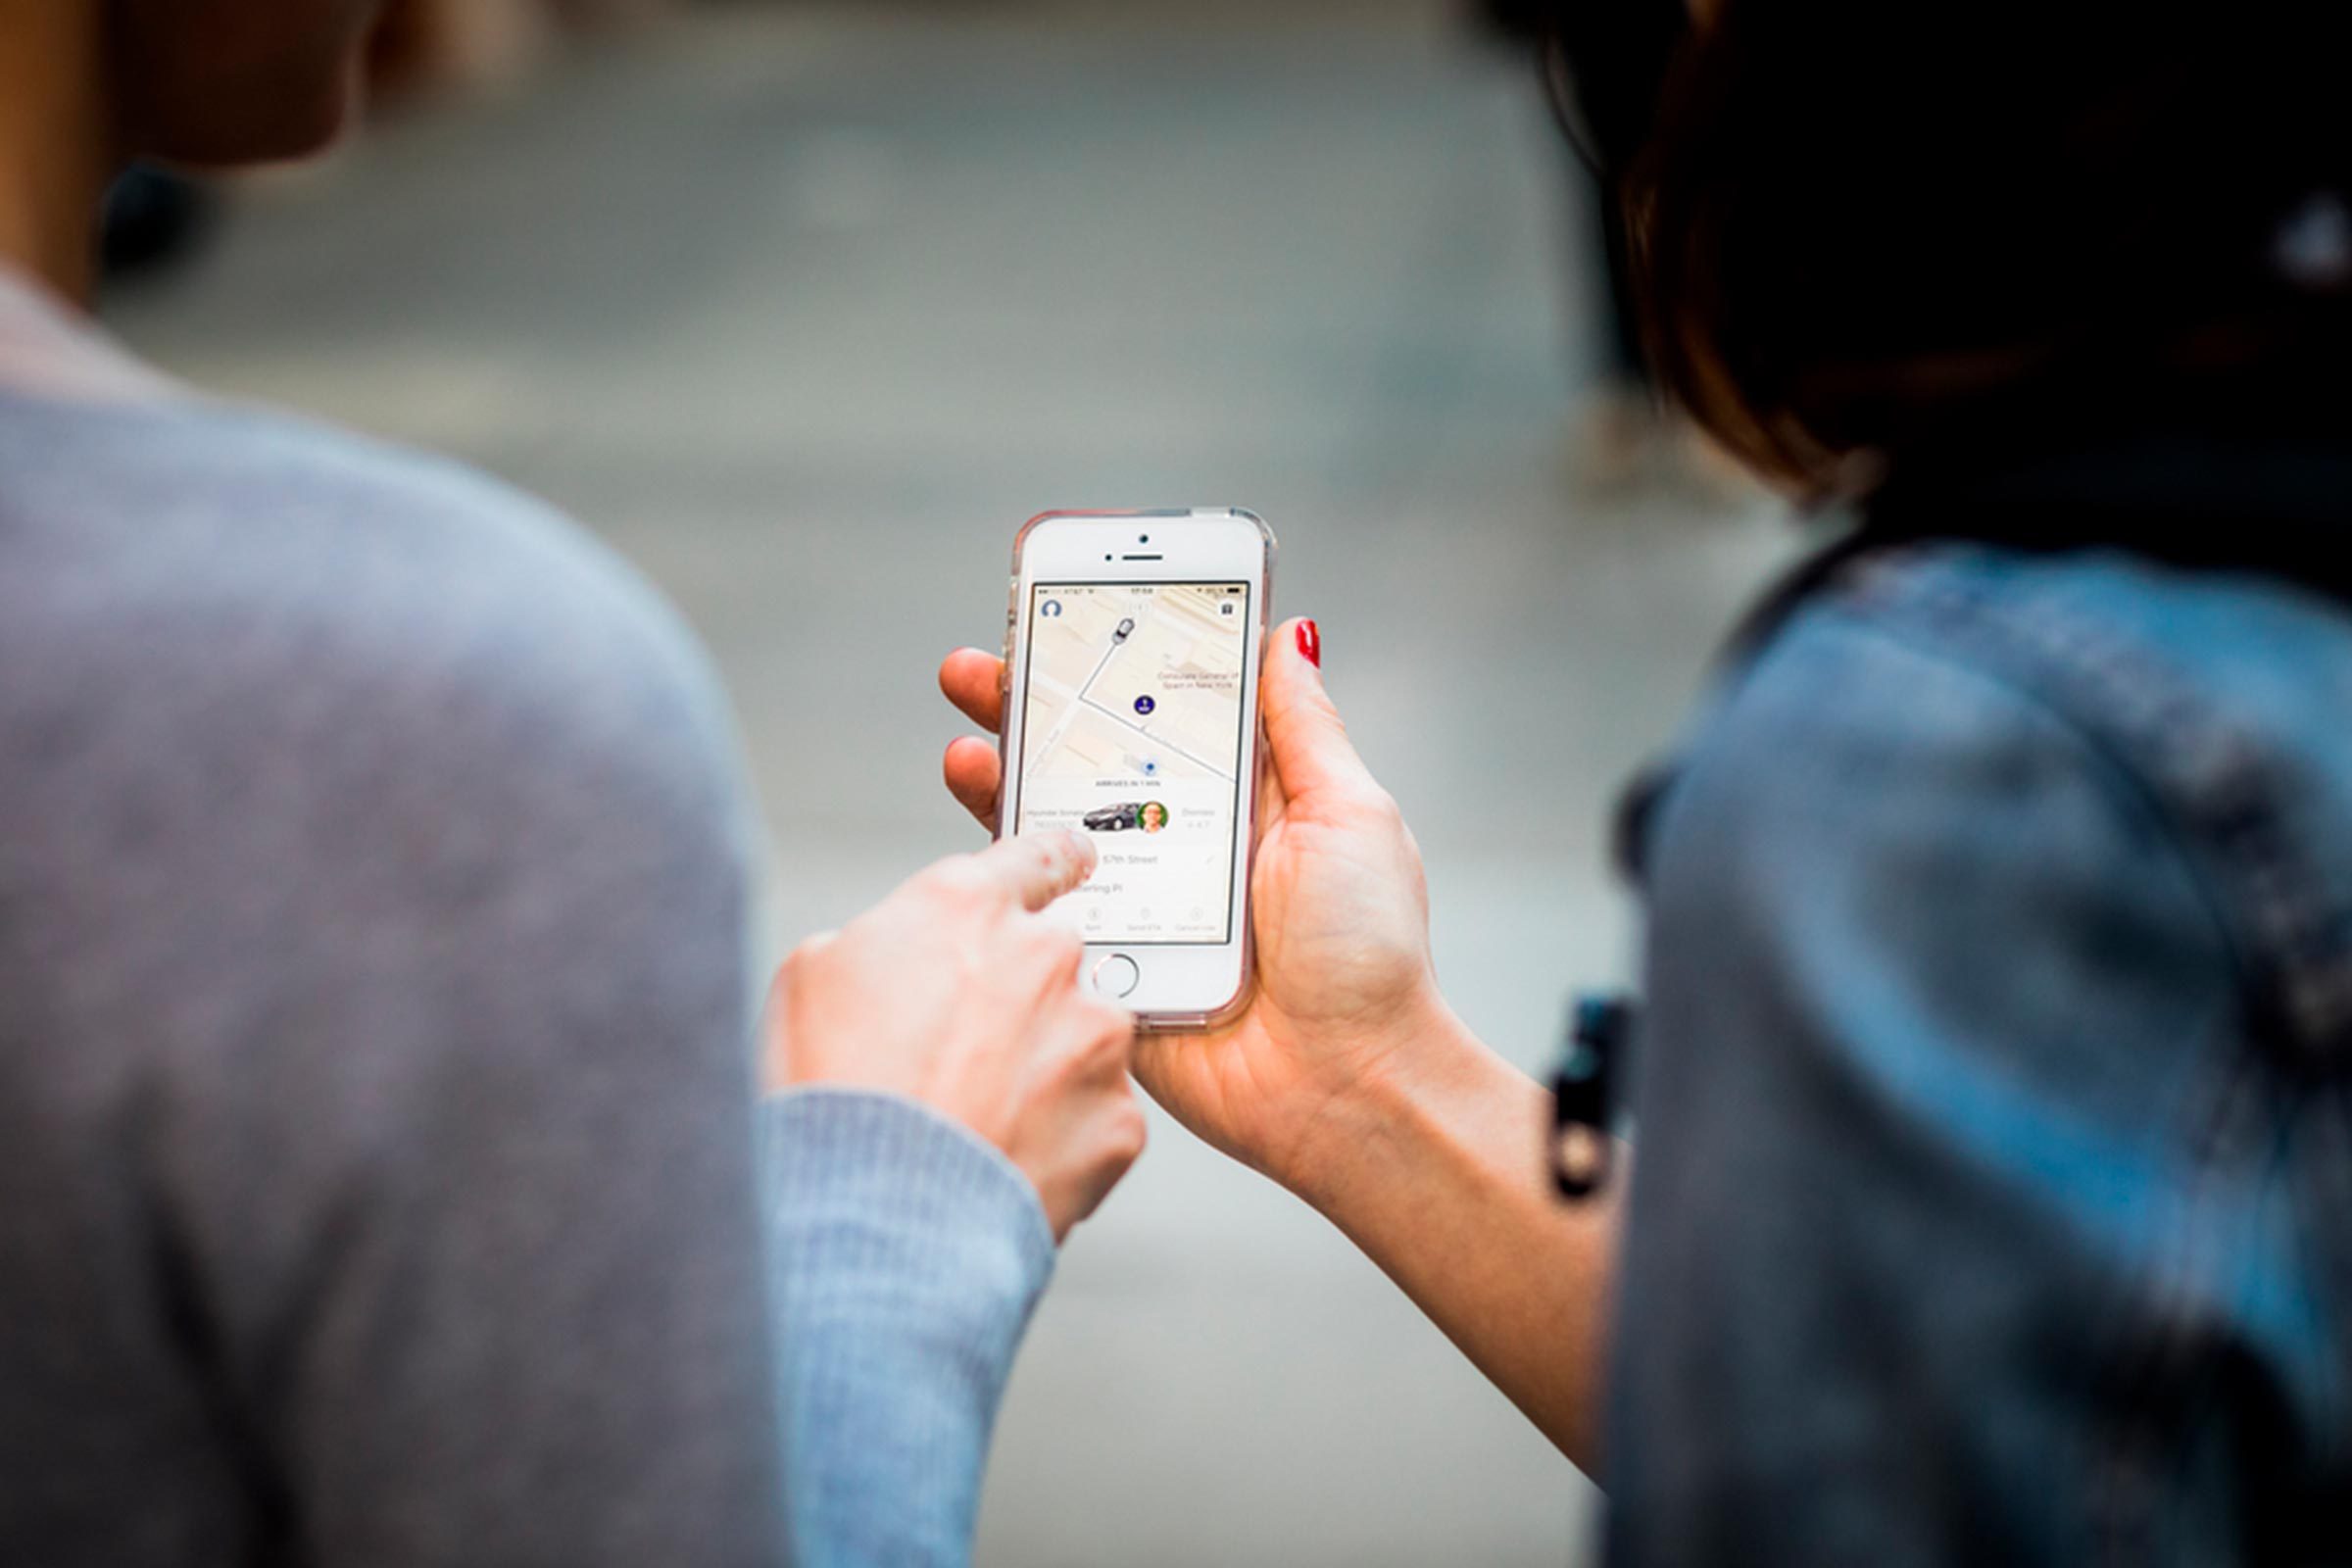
[1608,541,2352,1563]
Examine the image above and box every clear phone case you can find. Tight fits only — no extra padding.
[1001,508,1277,1033]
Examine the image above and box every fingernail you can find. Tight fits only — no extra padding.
[1297,619,1322,668]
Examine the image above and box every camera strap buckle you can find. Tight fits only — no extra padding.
[1550,994,1634,1201]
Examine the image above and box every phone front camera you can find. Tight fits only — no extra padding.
[1140,534,1151,544]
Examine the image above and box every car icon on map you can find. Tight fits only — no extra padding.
[1083,802,1171,834]
[1112,617,1136,644]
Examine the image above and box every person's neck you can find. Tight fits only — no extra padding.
[0,1,119,308]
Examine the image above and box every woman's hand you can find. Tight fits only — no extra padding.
[763,832,1147,1241]
[938,620,1453,1201]
[942,625,1621,1470]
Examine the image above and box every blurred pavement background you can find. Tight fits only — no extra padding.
[109,3,1796,1563]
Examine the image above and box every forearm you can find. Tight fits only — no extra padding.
[762,1089,1057,1568]
[1290,1005,1621,1474]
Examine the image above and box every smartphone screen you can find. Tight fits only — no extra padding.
[1012,580,1252,944]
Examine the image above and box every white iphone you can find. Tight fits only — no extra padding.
[998,508,1277,1031]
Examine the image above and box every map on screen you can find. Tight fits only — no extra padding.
[1014,582,1250,943]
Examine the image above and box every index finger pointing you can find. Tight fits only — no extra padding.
[974,830,1098,912]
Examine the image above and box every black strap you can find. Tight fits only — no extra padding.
[1549,996,1631,1200]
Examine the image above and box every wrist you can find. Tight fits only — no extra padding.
[1275,991,1511,1215]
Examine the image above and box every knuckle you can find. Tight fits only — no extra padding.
[1084,998,1137,1043]
[1341,785,1405,832]
[1077,1008,1138,1076]
[923,857,1007,914]
[924,855,987,895]
[1107,1101,1149,1165]
[1016,921,1085,976]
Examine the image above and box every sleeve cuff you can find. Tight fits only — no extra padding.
[760,1086,1056,1347]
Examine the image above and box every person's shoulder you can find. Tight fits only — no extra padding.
[1,392,752,863]
[1643,548,2218,957]
[1682,543,2352,804]
[1793,545,2352,826]
[1652,543,2352,1035]
[1644,551,2240,1079]
[1657,564,2154,885]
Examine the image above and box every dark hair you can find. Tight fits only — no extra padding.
[1560,3,2352,492]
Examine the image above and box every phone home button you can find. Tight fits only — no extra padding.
[1092,954,1141,1000]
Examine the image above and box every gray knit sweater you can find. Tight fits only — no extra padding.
[0,270,1052,1567]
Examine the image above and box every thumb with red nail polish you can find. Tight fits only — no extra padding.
[1262,617,1374,803]
[1130,611,1441,1203]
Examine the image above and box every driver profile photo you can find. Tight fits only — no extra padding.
[1139,801,1170,834]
